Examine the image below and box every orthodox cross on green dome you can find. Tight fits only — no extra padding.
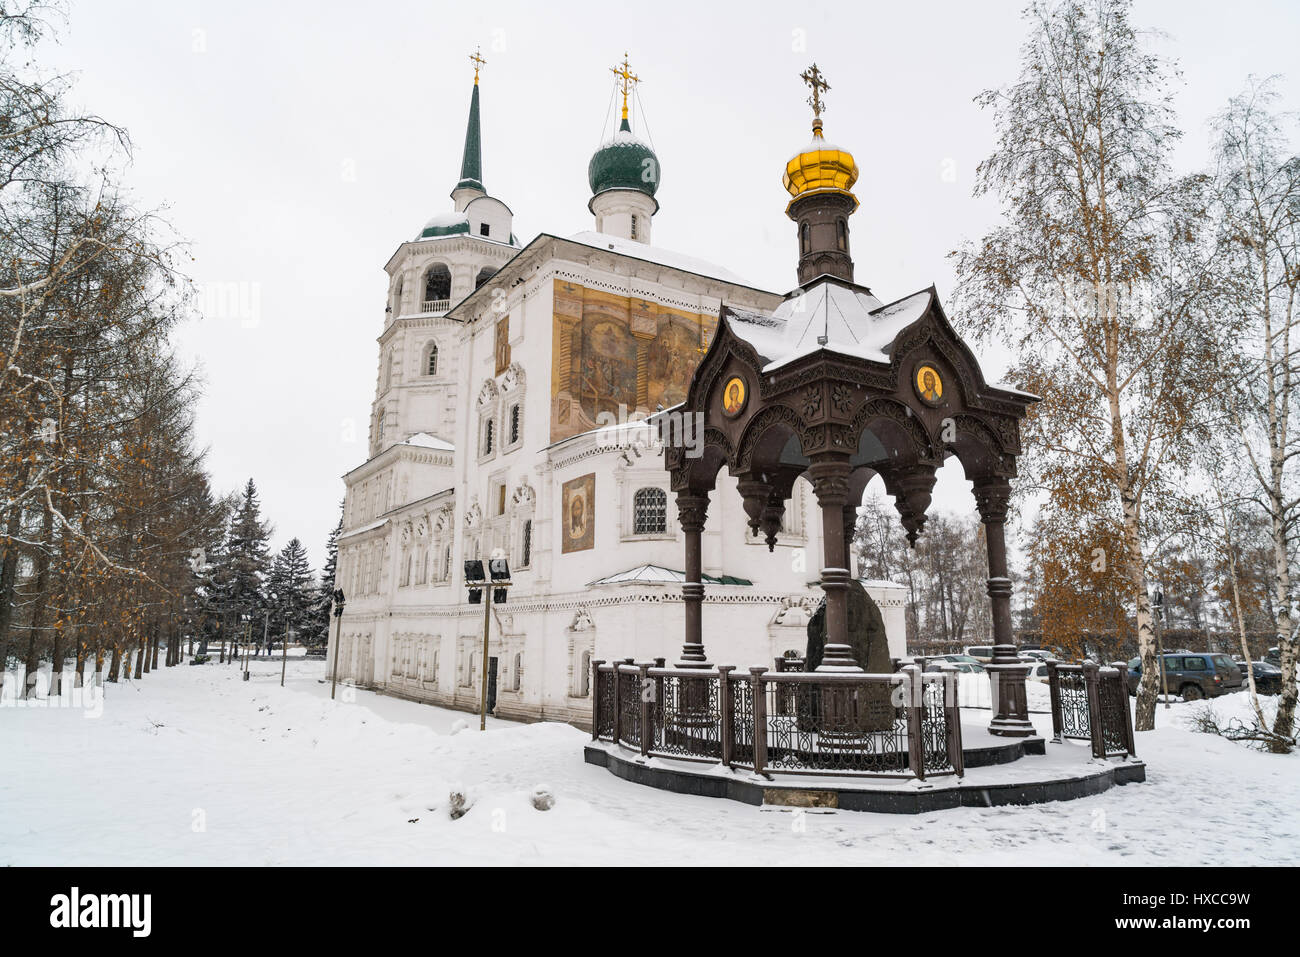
[611,53,641,123]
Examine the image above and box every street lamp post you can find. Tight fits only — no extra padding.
[330,589,346,700]
[464,557,511,731]
[280,592,290,688]
[1153,589,1169,710]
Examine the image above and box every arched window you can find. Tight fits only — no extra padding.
[630,214,639,240]
[423,264,451,303]
[376,409,386,442]
[836,219,848,252]
[475,267,495,289]
[426,343,438,376]
[509,404,520,445]
[633,487,668,535]
[443,543,452,581]
[482,419,494,455]
[520,519,532,568]
[800,222,810,255]
[391,276,403,315]
[579,650,591,696]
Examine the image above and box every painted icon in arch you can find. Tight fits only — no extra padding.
[722,376,747,417]
[914,364,943,405]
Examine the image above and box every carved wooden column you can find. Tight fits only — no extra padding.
[973,476,1034,737]
[807,457,859,670]
[676,489,711,668]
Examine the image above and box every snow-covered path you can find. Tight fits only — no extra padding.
[2,658,1296,865]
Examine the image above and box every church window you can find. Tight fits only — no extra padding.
[476,267,495,289]
[633,487,668,535]
[443,543,452,581]
[630,215,639,240]
[513,653,522,692]
[423,263,451,303]
[479,223,490,237]
[376,410,386,442]
[426,343,438,376]
[482,418,494,455]
[800,222,810,255]
[509,404,520,445]
[520,520,532,568]
[497,484,507,516]
[837,219,848,252]
[579,650,591,697]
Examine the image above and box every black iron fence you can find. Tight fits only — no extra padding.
[592,658,963,780]
[1046,660,1136,759]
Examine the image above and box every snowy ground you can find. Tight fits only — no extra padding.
[2,656,1297,866]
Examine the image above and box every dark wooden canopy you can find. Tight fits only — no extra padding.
[661,273,1040,736]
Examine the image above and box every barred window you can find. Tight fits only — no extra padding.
[509,404,520,444]
[521,519,532,568]
[426,344,438,376]
[482,418,494,455]
[633,487,668,535]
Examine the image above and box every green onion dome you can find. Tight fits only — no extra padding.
[588,118,660,199]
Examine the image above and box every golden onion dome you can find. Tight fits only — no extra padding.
[782,118,859,210]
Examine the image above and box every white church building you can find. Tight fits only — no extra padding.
[331,60,906,725]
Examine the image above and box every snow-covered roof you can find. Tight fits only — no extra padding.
[402,432,454,452]
[565,231,761,289]
[726,282,932,373]
[338,517,390,542]
[588,564,753,587]
[422,211,469,230]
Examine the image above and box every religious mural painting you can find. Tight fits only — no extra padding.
[561,473,595,553]
[721,374,747,417]
[913,363,943,405]
[495,315,511,376]
[550,279,716,443]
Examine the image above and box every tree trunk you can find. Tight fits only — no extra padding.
[108,645,121,682]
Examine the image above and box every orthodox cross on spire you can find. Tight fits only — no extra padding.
[800,62,830,124]
[611,53,641,122]
[469,47,486,85]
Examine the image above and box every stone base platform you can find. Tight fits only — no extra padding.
[584,725,1145,814]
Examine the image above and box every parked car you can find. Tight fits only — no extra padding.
[1237,660,1282,694]
[927,661,986,674]
[1019,648,1052,661]
[1022,660,1052,684]
[1124,653,1243,700]
[927,653,983,665]
[962,645,995,663]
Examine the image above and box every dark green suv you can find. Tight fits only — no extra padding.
[1125,653,1243,700]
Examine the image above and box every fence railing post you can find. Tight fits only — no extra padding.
[718,665,736,769]
[902,666,925,781]
[611,664,622,746]
[1046,659,1063,742]
[1082,660,1104,759]
[591,659,606,740]
[638,662,652,757]
[750,667,768,777]
[942,666,964,778]
[1116,668,1137,757]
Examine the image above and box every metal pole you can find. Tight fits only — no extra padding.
[479,587,491,731]
[281,622,289,688]
[330,608,342,700]
[1155,604,1169,710]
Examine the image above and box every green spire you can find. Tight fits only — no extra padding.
[456,82,484,193]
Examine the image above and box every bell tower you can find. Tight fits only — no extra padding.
[783,64,859,286]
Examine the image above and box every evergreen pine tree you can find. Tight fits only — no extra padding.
[225,478,273,639]
[268,537,315,644]
[309,504,343,646]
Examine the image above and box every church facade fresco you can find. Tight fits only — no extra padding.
[549,279,717,443]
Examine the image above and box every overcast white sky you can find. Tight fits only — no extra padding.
[34,0,1300,569]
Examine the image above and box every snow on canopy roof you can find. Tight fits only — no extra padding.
[565,231,761,289]
[726,281,931,372]
[403,432,454,451]
[588,564,753,587]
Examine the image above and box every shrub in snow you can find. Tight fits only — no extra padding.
[448,784,474,820]
[449,718,468,736]
[530,785,555,811]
